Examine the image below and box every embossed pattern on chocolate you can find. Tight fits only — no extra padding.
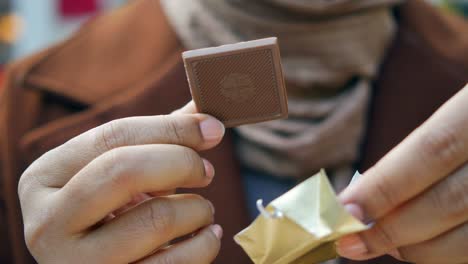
[183,37,288,127]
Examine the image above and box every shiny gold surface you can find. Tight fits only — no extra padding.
[235,170,367,264]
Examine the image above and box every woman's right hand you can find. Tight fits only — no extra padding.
[18,102,225,264]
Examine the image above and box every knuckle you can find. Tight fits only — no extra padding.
[375,179,398,210]
[398,247,418,263]
[143,200,176,237]
[24,225,41,252]
[430,172,468,222]
[367,167,400,218]
[365,222,399,254]
[23,216,54,254]
[18,169,34,199]
[159,115,201,145]
[18,151,62,200]
[100,149,135,191]
[179,147,204,180]
[418,127,464,169]
[161,116,185,145]
[429,187,449,219]
[94,119,135,153]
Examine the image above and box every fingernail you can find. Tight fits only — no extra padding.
[203,159,215,179]
[209,224,223,239]
[200,117,225,142]
[336,234,368,257]
[207,200,215,215]
[344,203,365,221]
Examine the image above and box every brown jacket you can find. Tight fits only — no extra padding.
[1,0,467,263]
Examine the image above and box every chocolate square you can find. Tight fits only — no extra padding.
[183,37,288,127]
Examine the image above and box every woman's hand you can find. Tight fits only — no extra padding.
[18,102,225,264]
[337,84,468,264]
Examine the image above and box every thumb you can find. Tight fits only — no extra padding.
[172,101,198,115]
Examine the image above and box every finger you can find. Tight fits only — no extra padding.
[113,190,177,217]
[57,144,214,231]
[148,189,176,197]
[21,113,224,190]
[340,85,468,221]
[337,162,468,259]
[112,193,152,216]
[80,195,215,264]
[172,101,198,115]
[396,221,468,264]
[136,225,222,264]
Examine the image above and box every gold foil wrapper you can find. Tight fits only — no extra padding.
[234,170,367,264]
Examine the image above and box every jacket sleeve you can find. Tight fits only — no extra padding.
[0,1,182,263]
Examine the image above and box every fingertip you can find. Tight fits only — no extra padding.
[209,224,223,240]
[344,203,365,222]
[206,200,215,216]
[199,116,225,143]
[336,234,368,259]
[202,159,215,181]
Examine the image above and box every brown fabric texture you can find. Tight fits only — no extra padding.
[0,0,467,263]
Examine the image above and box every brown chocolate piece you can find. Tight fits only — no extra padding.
[183,37,288,127]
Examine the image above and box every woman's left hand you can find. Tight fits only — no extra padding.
[336,84,468,264]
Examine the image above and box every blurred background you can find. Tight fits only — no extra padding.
[0,0,126,83]
[0,0,465,83]
[431,0,468,16]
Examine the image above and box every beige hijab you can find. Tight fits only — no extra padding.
[161,0,402,189]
